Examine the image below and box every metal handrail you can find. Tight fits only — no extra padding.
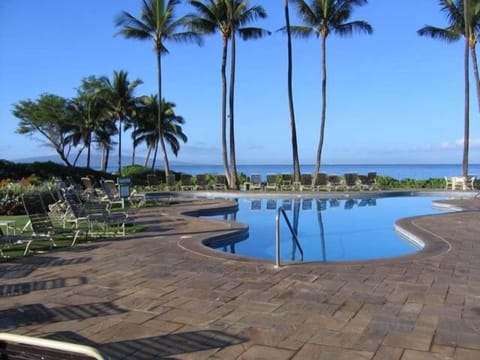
[275,207,304,267]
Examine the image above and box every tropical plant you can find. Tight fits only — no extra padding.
[288,0,373,185]
[68,76,108,168]
[418,0,480,176]
[99,70,143,174]
[93,118,118,172]
[418,0,480,110]
[13,94,77,167]
[115,0,201,177]
[133,95,188,169]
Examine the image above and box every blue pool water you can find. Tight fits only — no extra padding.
[205,196,448,263]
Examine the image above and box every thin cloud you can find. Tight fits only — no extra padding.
[441,138,480,150]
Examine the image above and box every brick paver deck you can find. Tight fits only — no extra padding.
[1,194,480,359]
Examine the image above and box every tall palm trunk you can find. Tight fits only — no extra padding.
[221,37,231,184]
[131,124,137,165]
[102,146,110,172]
[86,136,91,169]
[313,34,328,184]
[156,51,170,176]
[152,140,159,170]
[229,21,238,190]
[285,0,301,183]
[470,44,480,111]
[463,0,470,177]
[144,145,152,167]
[117,117,122,174]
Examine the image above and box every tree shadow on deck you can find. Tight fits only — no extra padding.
[0,256,92,279]
[0,276,88,297]
[0,301,127,330]
[47,330,248,360]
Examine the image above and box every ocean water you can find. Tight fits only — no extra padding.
[168,164,480,181]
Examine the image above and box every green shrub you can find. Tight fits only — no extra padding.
[0,181,54,216]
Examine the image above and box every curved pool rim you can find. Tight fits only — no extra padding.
[175,190,471,267]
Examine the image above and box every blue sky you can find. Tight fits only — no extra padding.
[1,0,479,166]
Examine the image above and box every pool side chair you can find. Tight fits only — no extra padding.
[314,173,329,191]
[214,175,228,190]
[250,174,263,191]
[22,193,82,254]
[444,176,453,190]
[195,174,209,190]
[280,174,293,191]
[366,172,378,190]
[0,332,108,360]
[358,175,369,191]
[101,179,145,208]
[62,189,129,237]
[328,175,345,191]
[80,176,100,200]
[300,174,314,191]
[100,180,123,208]
[180,174,194,191]
[265,174,278,191]
[164,173,178,191]
[146,173,161,191]
[344,173,359,191]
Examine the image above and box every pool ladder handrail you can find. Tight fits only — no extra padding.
[275,207,304,267]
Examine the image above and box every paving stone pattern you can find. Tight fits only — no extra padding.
[1,196,480,359]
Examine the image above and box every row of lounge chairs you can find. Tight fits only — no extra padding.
[146,173,227,191]
[247,172,378,192]
[1,179,130,258]
[145,172,377,192]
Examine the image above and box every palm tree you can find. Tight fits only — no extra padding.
[115,0,201,177]
[68,76,108,169]
[100,70,142,174]
[133,95,188,169]
[418,0,480,177]
[283,0,301,183]
[288,0,372,185]
[418,0,480,112]
[93,118,117,172]
[464,0,471,177]
[186,0,269,189]
[186,0,230,184]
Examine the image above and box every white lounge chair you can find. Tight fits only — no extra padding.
[249,174,263,190]
[265,174,278,191]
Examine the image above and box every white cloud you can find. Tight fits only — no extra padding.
[440,138,480,150]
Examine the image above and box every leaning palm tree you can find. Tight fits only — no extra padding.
[289,0,372,185]
[100,70,143,174]
[134,95,188,169]
[186,0,269,189]
[68,76,108,169]
[418,0,480,177]
[115,0,201,177]
[93,118,117,172]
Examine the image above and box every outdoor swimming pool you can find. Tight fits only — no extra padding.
[204,195,449,263]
